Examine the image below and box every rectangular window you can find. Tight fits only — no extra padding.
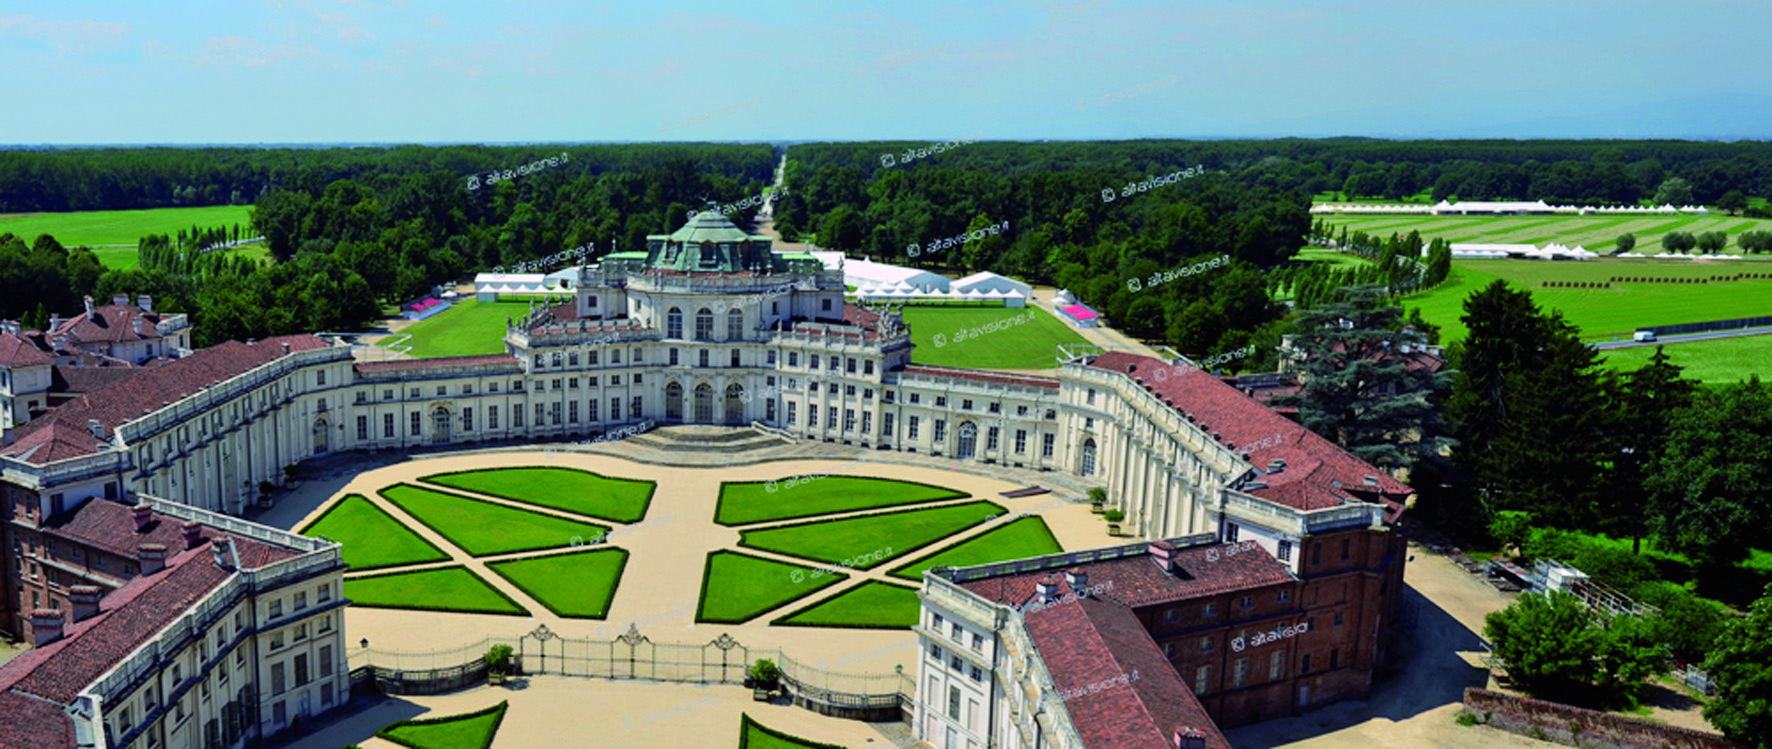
[1163,642,1175,658]
[861,411,871,433]
[569,401,580,423]
[934,396,946,408]
[588,350,599,366]
[356,415,368,440]
[786,401,796,425]
[1330,648,1340,669]
[948,685,961,721]
[827,406,837,429]
[1041,433,1054,458]
[1195,666,1210,696]
[295,654,310,686]
[932,420,946,442]
[1202,602,1216,618]
[383,413,394,438]
[845,385,856,397]
[631,396,642,418]
[410,412,421,436]
[1342,537,1352,560]
[1015,430,1027,453]
[1240,595,1253,609]
[1270,650,1285,681]
[1279,589,1292,602]
[844,409,855,432]
[986,426,999,451]
[1226,523,1239,542]
[462,407,473,431]
[1334,610,1344,626]
[320,645,334,677]
[611,398,621,421]
[907,416,919,440]
[294,592,307,611]
[670,348,680,366]
[588,399,599,422]
[909,393,920,404]
[1087,389,1096,405]
[961,399,972,411]
[1278,540,1293,561]
[271,662,286,694]
[569,377,579,389]
[788,352,798,367]
[1200,636,1212,652]
[1233,658,1248,688]
[513,407,524,428]
[1301,653,1312,673]
[767,350,776,365]
[699,349,710,368]
[488,405,498,430]
[731,349,741,367]
[269,600,283,618]
[881,412,894,437]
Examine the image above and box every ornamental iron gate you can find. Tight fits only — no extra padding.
[518,624,754,685]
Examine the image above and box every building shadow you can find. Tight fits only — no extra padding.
[266,693,430,749]
[1222,584,1491,748]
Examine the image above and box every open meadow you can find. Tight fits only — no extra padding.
[1322,212,1772,254]
[401,299,534,357]
[900,304,1090,370]
[0,205,260,269]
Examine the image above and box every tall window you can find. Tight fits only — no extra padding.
[1232,658,1247,688]
[1015,429,1028,453]
[667,307,683,338]
[932,420,946,442]
[695,308,714,340]
[611,397,621,421]
[907,416,920,440]
[986,426,999,451]
[383,413,394,438]
[356,416,367,440]
[1042,433,1055,458]
[1194,665,1210,695]
[1278,540,1292,561]
[727,308,743,340]
[488,405,498,430]
[1270,650,1285,681]
[410,412,421,436]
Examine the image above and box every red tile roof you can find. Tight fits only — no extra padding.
[901,364,1061,391]
[51,365,145,396]
[0,332,52,367]
[51,305,171,344]
[1,334,329,465]
[354,354,523,374]
[0,500,300,746]
[1088,352,1410,515]
[962,541,1295,611]
[843,302,881,332]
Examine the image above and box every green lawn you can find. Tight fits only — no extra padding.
[377,702,509,749]
[421,467,656,523]
[485,548,628,619]
[378,483,609,557]
[901,305,1089,369]
[1324,213,1772,255]
[401,299,534,358]
[0,205,255,247]
[716,476,968,526]
[1599,335,1772,386]
[737,713,849,749]
[344,566,529,616]
[1385,257,1772,344]
[298,494,451,572]
[888,516,1063,582]
[771,581,921,629]
[737,501,1006,569]
[696,550,849,624]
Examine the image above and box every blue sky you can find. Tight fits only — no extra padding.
[2,0,1769,144]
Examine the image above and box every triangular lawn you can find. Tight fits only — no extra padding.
[377,701,508,749]
[717,475,966,525]
[421,466,655,523]
[379,483,609,557]
[344,566,528,616]
[888,516,1063,582]
[772,581,921,629]
[299,494,450,571]
[736,500,1005,569]
[696,550,847,624]
[486,548,628,619]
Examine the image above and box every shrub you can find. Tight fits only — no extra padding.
[1103,509,1125,523]
[484,643,514,673]
[749,658,780,684]
[1087,487,1107,506]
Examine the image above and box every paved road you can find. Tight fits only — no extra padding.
[1591,326,1772,350]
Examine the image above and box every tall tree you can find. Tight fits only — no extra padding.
[1645,377,1772,572]
[1653,177,1694,206]
[1716,190,1749,216]
[1615,232,1636,253]
[1599,347,1696,553]
[1271,286,1454,473]
[1703,584,1772,748]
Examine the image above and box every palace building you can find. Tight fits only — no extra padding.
[0,210,1409,747]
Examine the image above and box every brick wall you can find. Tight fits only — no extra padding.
[1462,688,1743,749]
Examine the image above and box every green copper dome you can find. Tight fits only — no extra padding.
[642,211,780,273]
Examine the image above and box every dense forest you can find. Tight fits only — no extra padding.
[1,138,1768,356]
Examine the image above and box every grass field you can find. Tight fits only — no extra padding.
[737,714,849,749]
[888,516,1063,582]
[421,467,656,523]
[400,299,533,358]
[1599,336,1772,386]
[0,205,265,271]
[376,702,508,749]
[771,581,921,629]
[736,501,1006,569]
[344,566,529,616]
[901,305,1090,370]
[378,483,609,557]
[696,550,848,624]
[716,476,968,526]
[1323,213,1772,255]
[485,548,628,619]
[298,494,451,572]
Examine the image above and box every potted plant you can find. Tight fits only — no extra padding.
[1088,488,1108,514]
[749,658,781,700]
[283,464,301,489]
[485,644,514,685]
[1103,509,1125,536]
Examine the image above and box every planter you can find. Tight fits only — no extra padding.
[1106,523,1121,536]
[753,687,771,701]
[1090,504,1106,515]
[489,671,506,685]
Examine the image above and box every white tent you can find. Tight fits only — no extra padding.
[843,257,951,292]
[951,270,1034,297]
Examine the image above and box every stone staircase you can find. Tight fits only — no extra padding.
[625,425,789,454]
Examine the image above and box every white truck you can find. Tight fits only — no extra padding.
[1633,330,1657,342]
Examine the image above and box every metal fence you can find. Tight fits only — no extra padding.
[349,625,913,718]
[1642,314,1772,337]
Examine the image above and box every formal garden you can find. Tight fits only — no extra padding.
[302,462,1066,632]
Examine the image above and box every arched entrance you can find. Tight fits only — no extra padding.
[693,383,714,423]
[432,407,451,444]
[724,383,745,426]
[956,422,977,461]
[665,382,684,422]
[1080,438,1098,477]
[312,419,329,454]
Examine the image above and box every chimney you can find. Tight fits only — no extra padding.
[280,342,290,355]
[212,537,238,572]
[1173,727,1208,749]
[132,318,143,337]
[138,543,168,575]
[182,520,206,550]
[1063,568,1088,594]
[1148,540,1179,574]
[68,586,103,622]
[132,503,154,532]
[112,294,128,307]
[1034,574,1060,603]
[83,295,93,315]
[138,295,153,314]
[49,314,62,330]
[87,419,105,441]
[30,609,65,647]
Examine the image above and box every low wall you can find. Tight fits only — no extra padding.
[1461,688,1742,749]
